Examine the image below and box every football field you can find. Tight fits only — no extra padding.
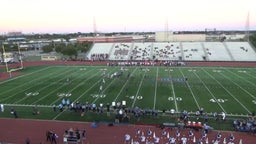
[0,65,255,118]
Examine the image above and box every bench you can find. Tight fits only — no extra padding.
[162,123,176,128]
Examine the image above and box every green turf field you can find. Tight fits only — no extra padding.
[0,65,255,117]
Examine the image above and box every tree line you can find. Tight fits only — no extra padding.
[42,41,92,60]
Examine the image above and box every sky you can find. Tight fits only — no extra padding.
[0,0,255,34]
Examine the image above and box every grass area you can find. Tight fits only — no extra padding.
[0,65,255,131]
[22,56,42,61]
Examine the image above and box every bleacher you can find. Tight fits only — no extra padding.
[225,42,256,61]
[130,42,152,60]
[87,42,256,62]
[153,42,182,61]
[109,43,132,60]
[203,42,232,61]
[87,43,113,60]
[182,42,205,61]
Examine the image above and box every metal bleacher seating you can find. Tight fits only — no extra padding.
[88,42,256,62]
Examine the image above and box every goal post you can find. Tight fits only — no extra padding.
[1,43,24,76]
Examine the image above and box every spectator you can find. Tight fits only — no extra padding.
[66,99,71,107]
[11,108,18,118]
[170,109,175,117]
[82,129,86,139]
[62,98,66,106]
[203,123,209,133]
[216,131,222,139]
[25,137,30,144]
[213,112,218,121]
[124,134,130,143]
[229,133,235,141]
[204,114,209,122]
[46,130,52,142]
[199,107,204,116]
[32,105,39,115]
[188,130,194,137]
[51,133,58,144]
[76,129,80,140]
[0,104,4,112]
[221,112,226,121]
[58,103,63,112]
[52,104,56,112]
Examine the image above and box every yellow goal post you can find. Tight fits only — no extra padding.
[1,43,24,76]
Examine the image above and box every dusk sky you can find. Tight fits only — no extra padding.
[0,0,255,34]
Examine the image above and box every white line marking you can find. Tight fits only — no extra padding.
[1,67,67,102]
[153,67,158,110]
[168,69,178,112]
[225,68,256,88]
[179,68,200,109]
[42,69,97,105]
[53,67,119,120]
[15,68,78,104]
[131,69,146,108]
[193,71,226,113]
[203,68,251,114]
[0,66,51,85]
[113,68,137,102]
[219,72,255,100]
[52,74,103,120]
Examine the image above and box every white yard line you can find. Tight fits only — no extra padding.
[168,69,178,112]
[14,68,76,104]
[1,67,67,102]
[67,67,116,103]
[91,71,119,104]
[0,66,51,85]
[193,71,227,113]
[219,72,256,100]
[52,75,103,120]
[203,69,251,114]
[245,72,256,79]
[179,68,200,109]
[42,69,97,105]
[4,103,52,107]
[0,67,52,95]
[113,68,137,102]
[224,68,256,88]
[131,70,146,108]
[153,67,158,110]
[2,103,250,118]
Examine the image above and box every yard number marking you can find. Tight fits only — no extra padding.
[168,97,182,101]
[57,93,72,97]
[25,91,39,96]
[129,96,143,100]
[91,94,106,98]
[209,98,227,103]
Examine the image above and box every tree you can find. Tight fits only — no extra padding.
[43,41,93,60]
[42,43,54,53]
[54,43,66,53]
[61,45,77,60]
[249,33,256,48]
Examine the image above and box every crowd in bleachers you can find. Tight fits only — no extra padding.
[233,113,256,134]
[130,43,152,60]
[111,43,131,60]
[63,128,86,143]
[153,43,182,61]
[90,53,109,61]
[123,126,240,144]
[89,42,256,61]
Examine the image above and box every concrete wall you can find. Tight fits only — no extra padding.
[155,32,206,42]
